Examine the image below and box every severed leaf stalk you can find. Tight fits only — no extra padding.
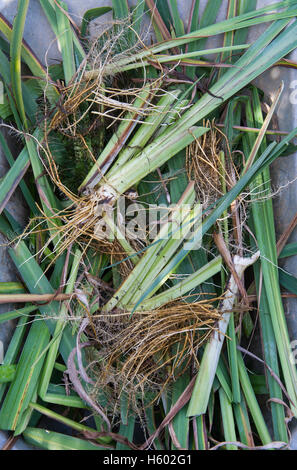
[187,251,260,417]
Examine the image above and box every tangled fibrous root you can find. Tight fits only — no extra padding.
[86,298,222,417]
[186,121,250,254]
[28,187,143,275]
[186,120,238,207]
[49,15,166,136]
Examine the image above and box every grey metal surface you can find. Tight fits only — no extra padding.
[0,0,296,449]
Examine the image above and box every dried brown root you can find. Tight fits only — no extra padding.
[186,120,237,205]
[85,298,222,416]
[49,14,166,136]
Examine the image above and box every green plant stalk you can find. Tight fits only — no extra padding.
[233,398,254,447]
[185,0,200,81]
[111,44,250,72]
[112,0,129,19]
[279,270,297,295]
[25,131,62,237]
[219,387,238,450]
[14,391,40,436]
[247,85,297,422]
[38,248,82,406]
[117,204,202,308]
[106,90,180,178]
[145,407,164,450]
[9,241,77,363]
[0,78,32,213]
[8,2,47,125]
[197,0,223,48]
[131,0,145,42]
[0,12,59,104]
[0,304,37,324]
[119,393,129,425]
[39,389,84,408]
[127,205,204,306]
[218,0,237,78]
[54,362,67,372]
[10,0,32,127]
[0,316,27,402]
[116,419,135,450]
[131,256,222,311]
[245,89,289,439]
[101,126,208,197]
[168,0,185,39]
[187,252,259,417]
[0,132,37,214]
[0,365,16,383]
[227,313,241,404]
[218,151,229,249]
[17,329,84,409]
[195,415,208,450]
[3,209,22,237]
[176,17,297,134]
[154,98,190,139]
[234,0,257,46]
[145,0,170,43]
[102,182,196,311]
[5,5,62,237]
[41,392,84,409]
[242,83,284,175]
[254,268,288,442]
[216,358,233,403]
[132,13,297,158]
[171,370,190,450]
[279,242,297,258]
[39,0,85,63]
[54,0,75,84]
[237,351,271,445]
[81,7,113,38]
[23,427,109,450]
[0,281,25,294]
[0,317,50,430]
[208,387,215,437]
[29,403,112,445]
[79,85,160,191]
